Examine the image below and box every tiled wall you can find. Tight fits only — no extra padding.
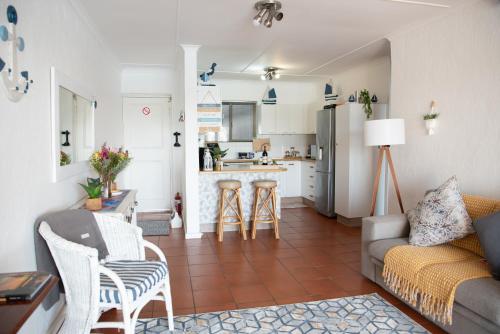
[218,134,316,159]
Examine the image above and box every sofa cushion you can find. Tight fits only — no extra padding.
[455,277,500,327]
[451,195,500,257]
[474,211,500,280]
[368,238,409,262]
[407,176,474,247]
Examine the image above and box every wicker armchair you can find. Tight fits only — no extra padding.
[39,213,174,334]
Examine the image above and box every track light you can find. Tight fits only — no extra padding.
[261,67,280,80]
[253,1,283,28]
[252,8,267,26]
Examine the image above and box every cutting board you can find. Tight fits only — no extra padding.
[252,138,271,152]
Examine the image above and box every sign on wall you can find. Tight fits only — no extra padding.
[197,86,222,133]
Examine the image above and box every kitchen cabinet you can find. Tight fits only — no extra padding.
[259,104,277,134]
[259,104,317,135]
[301,160,316,202]
[275,160,301,197]
[334,103,387,218]
[284,161,301,197]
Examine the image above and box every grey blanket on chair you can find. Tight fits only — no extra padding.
[34,209,109,309]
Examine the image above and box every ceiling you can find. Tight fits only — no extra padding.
[76,0,466,77]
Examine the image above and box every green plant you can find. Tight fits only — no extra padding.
[423,113,439,120]
[359,89,372,119]
[79,178,102,199]
[210,147,229,161]
[60,151,71,166]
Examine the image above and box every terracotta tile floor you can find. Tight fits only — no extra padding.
[98,207,446,333]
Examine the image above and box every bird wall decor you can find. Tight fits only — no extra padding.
[199,63,217,85]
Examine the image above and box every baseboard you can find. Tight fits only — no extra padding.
[336,214,362,227]
[302,197,315,208]
[184,232,203,239]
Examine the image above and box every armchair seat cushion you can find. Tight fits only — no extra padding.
[100,260,168,305]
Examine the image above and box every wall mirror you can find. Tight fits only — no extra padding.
[50,67,95,182]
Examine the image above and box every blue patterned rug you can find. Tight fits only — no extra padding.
[135,293,429,333]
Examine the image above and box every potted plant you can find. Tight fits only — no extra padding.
[210,147,229,171]
[79,177,103,211]
[359,89,372,119]
[423,112,439,135]
[90,144,132,198]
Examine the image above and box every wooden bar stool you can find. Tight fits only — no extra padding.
[217,180,247,242]
[251,180,279,239]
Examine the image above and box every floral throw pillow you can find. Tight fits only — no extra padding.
[408,176,473,247]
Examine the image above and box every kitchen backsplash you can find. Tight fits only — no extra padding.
[219,134,315,159]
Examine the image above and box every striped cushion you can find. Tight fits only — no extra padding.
[100,260,168,305]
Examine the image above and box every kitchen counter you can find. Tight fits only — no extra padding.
[199,165,286,174]
[198,167,284,232]
[222,157,316,163]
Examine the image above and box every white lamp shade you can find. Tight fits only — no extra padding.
[364,119,405,146]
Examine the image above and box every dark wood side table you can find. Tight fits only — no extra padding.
[0,276,59,334]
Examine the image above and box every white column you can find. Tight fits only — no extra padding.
[181,44,202,239]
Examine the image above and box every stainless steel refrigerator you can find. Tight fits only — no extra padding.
[315,108,336,217]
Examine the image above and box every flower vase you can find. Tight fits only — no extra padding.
[107,180,113,198]
[214,160,223,171]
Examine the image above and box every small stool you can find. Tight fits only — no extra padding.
[217,180,247,242]
[251,180,279,239]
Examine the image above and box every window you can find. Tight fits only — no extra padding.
[222,102,256,142]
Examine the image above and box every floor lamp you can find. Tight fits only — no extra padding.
[364,119,406,216]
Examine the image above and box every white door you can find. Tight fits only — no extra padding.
[123,96,172,212]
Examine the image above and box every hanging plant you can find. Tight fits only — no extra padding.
[359,89,372,119]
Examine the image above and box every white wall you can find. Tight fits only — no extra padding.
[121,65,177,95]
[387,0,500,212]
[0,0,122,332]
[331,56,391,104]
[121,65,184,198]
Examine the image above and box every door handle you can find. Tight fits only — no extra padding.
[318,147,323,161]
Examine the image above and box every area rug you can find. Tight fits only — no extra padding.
[135,293,429,333]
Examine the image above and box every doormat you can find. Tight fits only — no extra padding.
[137,220,170,236]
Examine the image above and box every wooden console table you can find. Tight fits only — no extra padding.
[71,189,138,225]
[0,276,58,334]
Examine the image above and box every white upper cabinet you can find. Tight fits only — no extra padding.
[258,104,278,134]
[258,103,318,135]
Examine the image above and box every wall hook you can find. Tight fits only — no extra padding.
[0,5,33,102]
[173,132,181,147]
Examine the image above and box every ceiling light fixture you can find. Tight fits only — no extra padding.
[253,1,283,28]
[261,67,280,80]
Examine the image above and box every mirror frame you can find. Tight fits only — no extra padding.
[50,67,96,183]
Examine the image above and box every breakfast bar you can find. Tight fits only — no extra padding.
[198,165,286,232]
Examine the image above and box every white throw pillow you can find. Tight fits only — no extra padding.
[407,176,473,247]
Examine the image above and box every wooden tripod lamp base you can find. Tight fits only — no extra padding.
[370,145,404,216]
[364,118,406,217]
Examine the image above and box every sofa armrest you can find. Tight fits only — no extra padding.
[361,214,410,281]
[362,214,410,242]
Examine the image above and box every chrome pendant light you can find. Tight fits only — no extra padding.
[252,1,283,28]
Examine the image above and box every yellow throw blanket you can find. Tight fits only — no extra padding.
[383,244,491,325]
